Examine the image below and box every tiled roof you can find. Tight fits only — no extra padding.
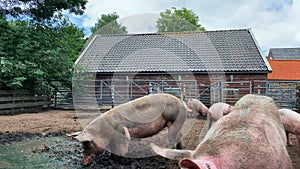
[268,48,300,60]
[76,29,271,73]
[268,60,300,80]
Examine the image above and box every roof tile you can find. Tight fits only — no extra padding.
[76,29,270,73]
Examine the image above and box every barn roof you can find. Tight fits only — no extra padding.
[268,48,300,60]
[268,60,300,80]
[76,29,271,73]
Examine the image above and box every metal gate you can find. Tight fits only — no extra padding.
[219,81,252,105]
[262,81,300,109]
[220,80,299,110]
[69,79,299,110]
[96,79,198,106]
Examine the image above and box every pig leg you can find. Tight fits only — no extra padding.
[176,132,183,149]
[296,134,300,154]
[167,108,186,149]
[167,121,182,149]
[286,131,293,146]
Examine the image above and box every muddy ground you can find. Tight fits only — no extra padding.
[0,109,300,169]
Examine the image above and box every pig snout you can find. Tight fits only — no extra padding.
[81,141,104,166]
[180,158,219,169]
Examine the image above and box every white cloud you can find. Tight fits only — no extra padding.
[71,0,300,54]
[118,13,160,33]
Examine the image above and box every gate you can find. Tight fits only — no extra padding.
[69,79,300,111]
[96,79,198,106]
[261,81,300,109]
[220,80,299,110]
[220,81,252,105]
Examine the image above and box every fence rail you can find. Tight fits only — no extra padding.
[2,80,299,114]
[68,79,300,111]
[0,90,51,115]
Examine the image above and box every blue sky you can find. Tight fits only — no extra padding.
[68,0,300,55]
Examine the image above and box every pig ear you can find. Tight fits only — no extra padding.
[150,143,193,160]
[179,159,201,169]
[66,131,82,137]
[75,133,92,142]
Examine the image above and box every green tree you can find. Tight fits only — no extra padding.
[0,0,87,20]
[91,12,127,34]
[157,7,206,32]
[0,15,85,92]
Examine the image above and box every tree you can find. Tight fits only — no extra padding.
[0,0,87,20]
[91,12,127,34]
[157,7,206,32]
[0,15,85,92]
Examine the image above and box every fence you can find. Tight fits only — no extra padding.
[0,90,51,115]
[2,80,298,114]
[72,79,199,110]
[79,79,299,111]
[220,80,300,111]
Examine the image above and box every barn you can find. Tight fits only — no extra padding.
[267,47,300,110]
[74,29,271,108]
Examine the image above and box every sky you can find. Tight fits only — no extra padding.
[68,0,300,55]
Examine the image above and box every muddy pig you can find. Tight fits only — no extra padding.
[279,108,300,152]
[68,93,187,166]
[151,94,292,169]
[187,98,209,118]
[207,102,234,128]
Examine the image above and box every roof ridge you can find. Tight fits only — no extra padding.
[94,28,251,37]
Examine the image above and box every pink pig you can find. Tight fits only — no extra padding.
[208,102,234,128]
[187,98,209,118]
[68,93,187,165]
[151,94,292,169]
[279,108,300,152]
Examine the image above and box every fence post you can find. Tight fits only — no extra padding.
[249,82,252,94]
[149,82,152,94]
[54,87,57,108]
[100,80,103,99]
[257,85,261,95]
[111,85,114,108]
[296,85,300,112]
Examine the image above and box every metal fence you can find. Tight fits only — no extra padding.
[53,79,300,111]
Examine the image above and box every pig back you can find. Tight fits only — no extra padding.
[279,108,300,134]
[196,94,291,169]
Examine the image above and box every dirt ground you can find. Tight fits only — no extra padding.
[0,109,300,168]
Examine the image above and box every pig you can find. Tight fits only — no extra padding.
[187,98,209,118]
[207,102,234,128]
[68,93,187,166]
[279,108,300,152]
[151,94,292,169]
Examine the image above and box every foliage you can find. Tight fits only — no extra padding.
[0,0,87,20]
[91,12,127,34]
[0,15,85,93]
[157,7,206,32]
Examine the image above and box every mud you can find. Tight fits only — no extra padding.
[0,110,300,168]
[0,132,179,169]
